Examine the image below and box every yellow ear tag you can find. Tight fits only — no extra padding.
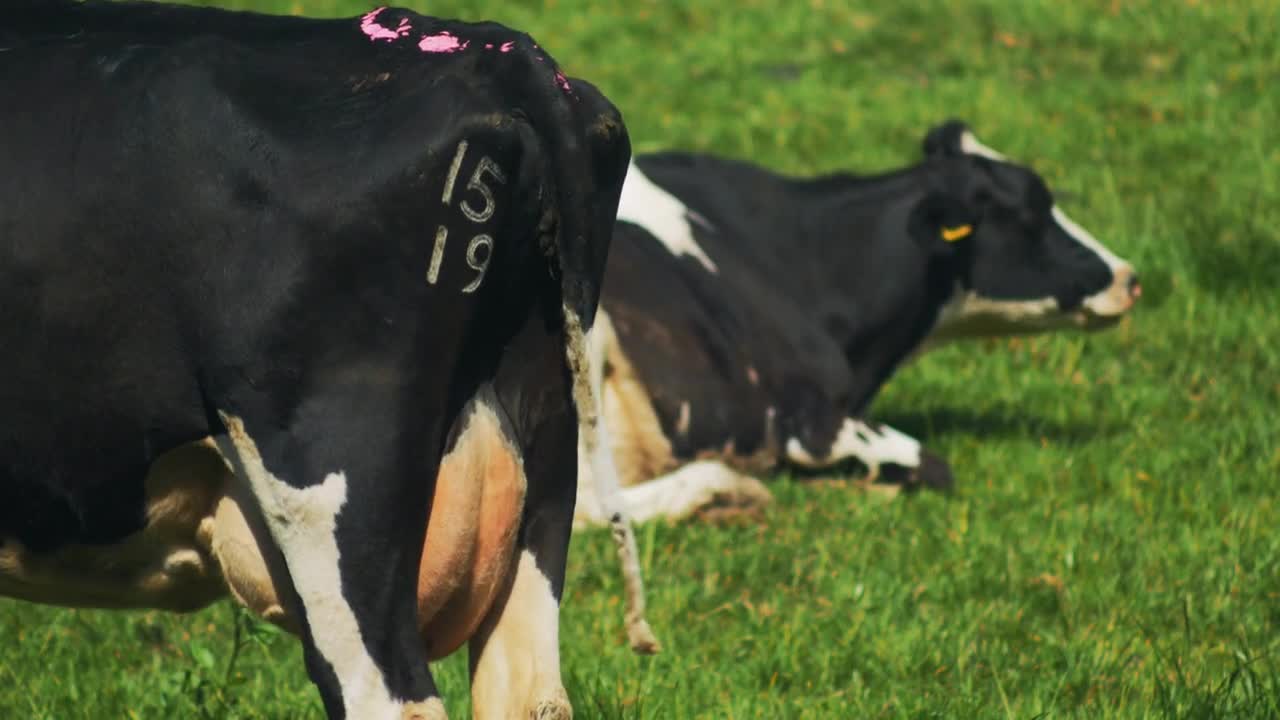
[941,224,973,242]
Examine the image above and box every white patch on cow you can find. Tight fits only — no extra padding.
[617,161,718,273]
[675,401,691,437]
[1051,206,1125,271]
[215,414,415,718]
[785,419,922,478]
[959,130,1008,162]
[930,282,1063,340]
[469,550,570,720]
[844,420,921,468]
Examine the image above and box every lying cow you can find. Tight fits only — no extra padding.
[575,121,1140,525]
[1,2,655,718]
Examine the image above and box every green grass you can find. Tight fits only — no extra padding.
[4,0,1280,717]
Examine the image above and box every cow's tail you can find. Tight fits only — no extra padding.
[563,309,661,655]
[518,55,659,654]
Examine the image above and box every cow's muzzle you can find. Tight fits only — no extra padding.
[1080,264,1140,329]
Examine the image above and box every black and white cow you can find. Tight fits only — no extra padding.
[575,121,1140,525]
[1,2,655,718]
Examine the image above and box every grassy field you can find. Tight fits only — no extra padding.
[3,0,1279,717]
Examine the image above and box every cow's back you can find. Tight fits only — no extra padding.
[0,12,563,553]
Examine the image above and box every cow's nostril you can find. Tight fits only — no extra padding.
[1127,273,1142,300]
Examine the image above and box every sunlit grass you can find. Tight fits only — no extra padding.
[3,0,1278,717]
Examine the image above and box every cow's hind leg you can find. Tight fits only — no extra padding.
[215,400,444,720]
[575,459,772,527]
[469,408,575,720]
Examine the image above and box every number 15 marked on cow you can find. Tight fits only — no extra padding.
[427,140,507,293]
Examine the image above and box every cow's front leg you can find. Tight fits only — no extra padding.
[469,412,575,720]
[215,399,444,720]
[785,417,954,493]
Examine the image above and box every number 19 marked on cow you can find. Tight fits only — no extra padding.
[427,140,508,293]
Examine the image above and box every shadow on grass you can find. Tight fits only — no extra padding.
[876,404,1120,446]
[1186,227,1280,299]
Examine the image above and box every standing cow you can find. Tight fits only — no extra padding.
[0,3,654,718]
[575,121,1141,525]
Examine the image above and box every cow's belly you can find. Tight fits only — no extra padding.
[1,396,525,664]
[0,441,230,612]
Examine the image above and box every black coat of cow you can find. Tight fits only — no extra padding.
[575,123,1140,525]
[1,2,636,718]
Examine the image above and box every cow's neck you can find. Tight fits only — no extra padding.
[786,168,957,414]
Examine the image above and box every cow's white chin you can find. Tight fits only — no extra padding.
[1080,286,1137,327]
[931,290,1063,341]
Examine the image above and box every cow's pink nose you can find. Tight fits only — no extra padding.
[1128,274,1142,300]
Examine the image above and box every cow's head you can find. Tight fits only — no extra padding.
[914,120,1139,341]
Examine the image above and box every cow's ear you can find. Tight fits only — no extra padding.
[908,189,979,255]
[922,119,971,158]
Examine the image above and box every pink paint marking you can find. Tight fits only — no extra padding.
[554,70,572,93]
[499,41,515,53]
[360,7,407,42]
[485,43,494,49]
[419,31,469,53]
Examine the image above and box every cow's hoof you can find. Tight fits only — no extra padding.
[915,450,954,492]
[402,698,447,720]
[878,450,954,494]
[531,691,573,720]
[627,618,663,655]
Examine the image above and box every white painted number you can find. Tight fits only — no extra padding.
[462,234,493,294]
[441,140,469,206]
[428,140,506,293]
[461,157,506,224]
[426,225,448,285]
